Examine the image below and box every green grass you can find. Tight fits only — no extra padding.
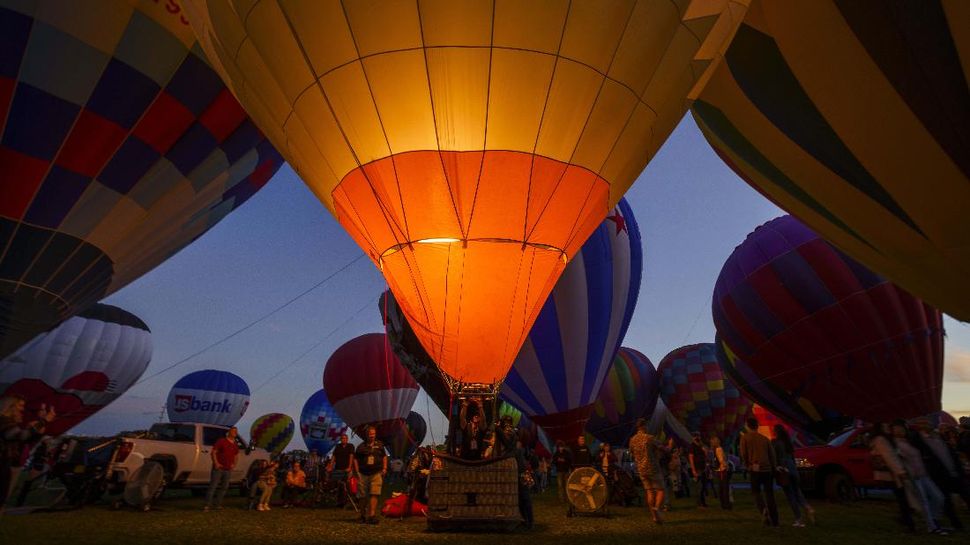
[0,483,954,545]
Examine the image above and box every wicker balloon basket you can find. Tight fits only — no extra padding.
[426,454,523,531]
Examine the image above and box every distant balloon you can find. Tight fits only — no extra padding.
[587,347,659,447]
[712,216,944,423]
[323,333,418,436]
[382,411,428,460]
[0,304,151,435]
[250,413,294,457]
[501,198,643,443]
[692,0,970,321]
[167,370,250,427]
[0,0,283,358]
[715,334,850,443]
[658,344,752,441]
[299,389,347,455]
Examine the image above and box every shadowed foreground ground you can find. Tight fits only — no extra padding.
[0,483,957,545]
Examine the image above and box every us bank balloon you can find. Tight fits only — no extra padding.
[0,303,151,436]
[0,0,284,358]
[300,389,347,455]
[167,369,250,426]
[692,0,970,321]
[712,215,944,423]
[185,0,748,392]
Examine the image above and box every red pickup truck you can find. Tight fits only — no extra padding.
[794,427,888,500]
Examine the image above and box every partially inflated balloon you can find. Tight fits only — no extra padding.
[501,198,642,443]
[587,347,659,447]
[715,334,849,442]
[382,411,428,460]
[712,216,944,423]
[0,0,283,357]
[300,389,347,455]
[0,303,151,435]
[658,343,752,440]
[250,413,294,457]
[323,333,418,436]
[185,0,749,388]
[692,0,970,320]
[167,369,250,426]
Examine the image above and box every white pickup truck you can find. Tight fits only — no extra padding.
[109,422,269,494]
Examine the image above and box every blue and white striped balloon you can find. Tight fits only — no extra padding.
[167,370,251,427]
[501,198,642,441]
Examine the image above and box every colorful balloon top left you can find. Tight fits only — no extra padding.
[0,0,284,358]
[0,303,151,435]
[166,369,250,426]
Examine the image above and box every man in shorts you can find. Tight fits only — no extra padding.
[353,425,387,524]
[629,419,665,524]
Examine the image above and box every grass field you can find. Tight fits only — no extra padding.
[0,482,957,545]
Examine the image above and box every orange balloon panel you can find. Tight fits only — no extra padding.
[184,0,749,386]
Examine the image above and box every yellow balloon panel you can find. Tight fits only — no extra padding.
[692,0,970,320]
[185,0,749,386]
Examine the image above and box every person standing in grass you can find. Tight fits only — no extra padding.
[869,422,916,533]
[771,425,814,526]
[629,419,665,524]
[204,426,239,512]
[255,460,278,511]
[688,433,710,508]
[892,420,948,535]
[739,417,779,527]
[911,419,965,531]
[552,441,572,502]
[0,396,53,515]
[353,425,387,524]
[711,436,733,510]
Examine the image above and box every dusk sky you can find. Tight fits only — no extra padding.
[74,115,970,448]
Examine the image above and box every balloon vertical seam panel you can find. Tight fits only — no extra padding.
[0,1,282,359]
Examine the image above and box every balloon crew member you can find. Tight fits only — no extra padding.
[571,434,592,467]
[353,425,387,524]
[688,433,710,508]
[514,440,535,530]
[0,396,53,514]
[327,434,355,507]
[552,441,573,502]
[204,426,240,511]
[739,417,779,527]
[629,419,665,524]
[495,415,517,457]
[405,445,434,513]
[459,399,486,460]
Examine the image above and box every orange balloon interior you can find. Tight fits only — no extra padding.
[333,150,608,385]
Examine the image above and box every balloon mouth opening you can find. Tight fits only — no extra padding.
[377,238,568,269]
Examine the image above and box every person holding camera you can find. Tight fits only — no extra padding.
[0,396,54,514]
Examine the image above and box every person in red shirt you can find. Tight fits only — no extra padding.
[204,427,240,511]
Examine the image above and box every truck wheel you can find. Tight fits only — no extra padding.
[823,472,851,502]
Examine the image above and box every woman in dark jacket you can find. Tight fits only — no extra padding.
[1,396,53,513]
[771,425,814,527]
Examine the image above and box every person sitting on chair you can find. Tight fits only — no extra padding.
[281,461,307,508]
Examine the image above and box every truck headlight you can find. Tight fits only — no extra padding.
[795,458,814,469]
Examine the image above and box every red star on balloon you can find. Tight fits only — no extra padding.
[606,212,627,235]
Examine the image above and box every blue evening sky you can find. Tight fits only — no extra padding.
[75,116,970,447]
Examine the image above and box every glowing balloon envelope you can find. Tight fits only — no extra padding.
[0,0,283,357]
[185,0,749,388]
[0,303,151,435]
[658,343,752,440]
[250,413,295,457]
[692,0,970,320]
[167,369,250,427]
[712,215,944,423]
[300,389,347,455]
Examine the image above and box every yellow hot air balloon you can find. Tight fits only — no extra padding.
[185,0,748,389]
[692,0,970,320]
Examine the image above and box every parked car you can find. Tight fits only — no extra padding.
[794,427,887,501]
[109,422,269,495]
